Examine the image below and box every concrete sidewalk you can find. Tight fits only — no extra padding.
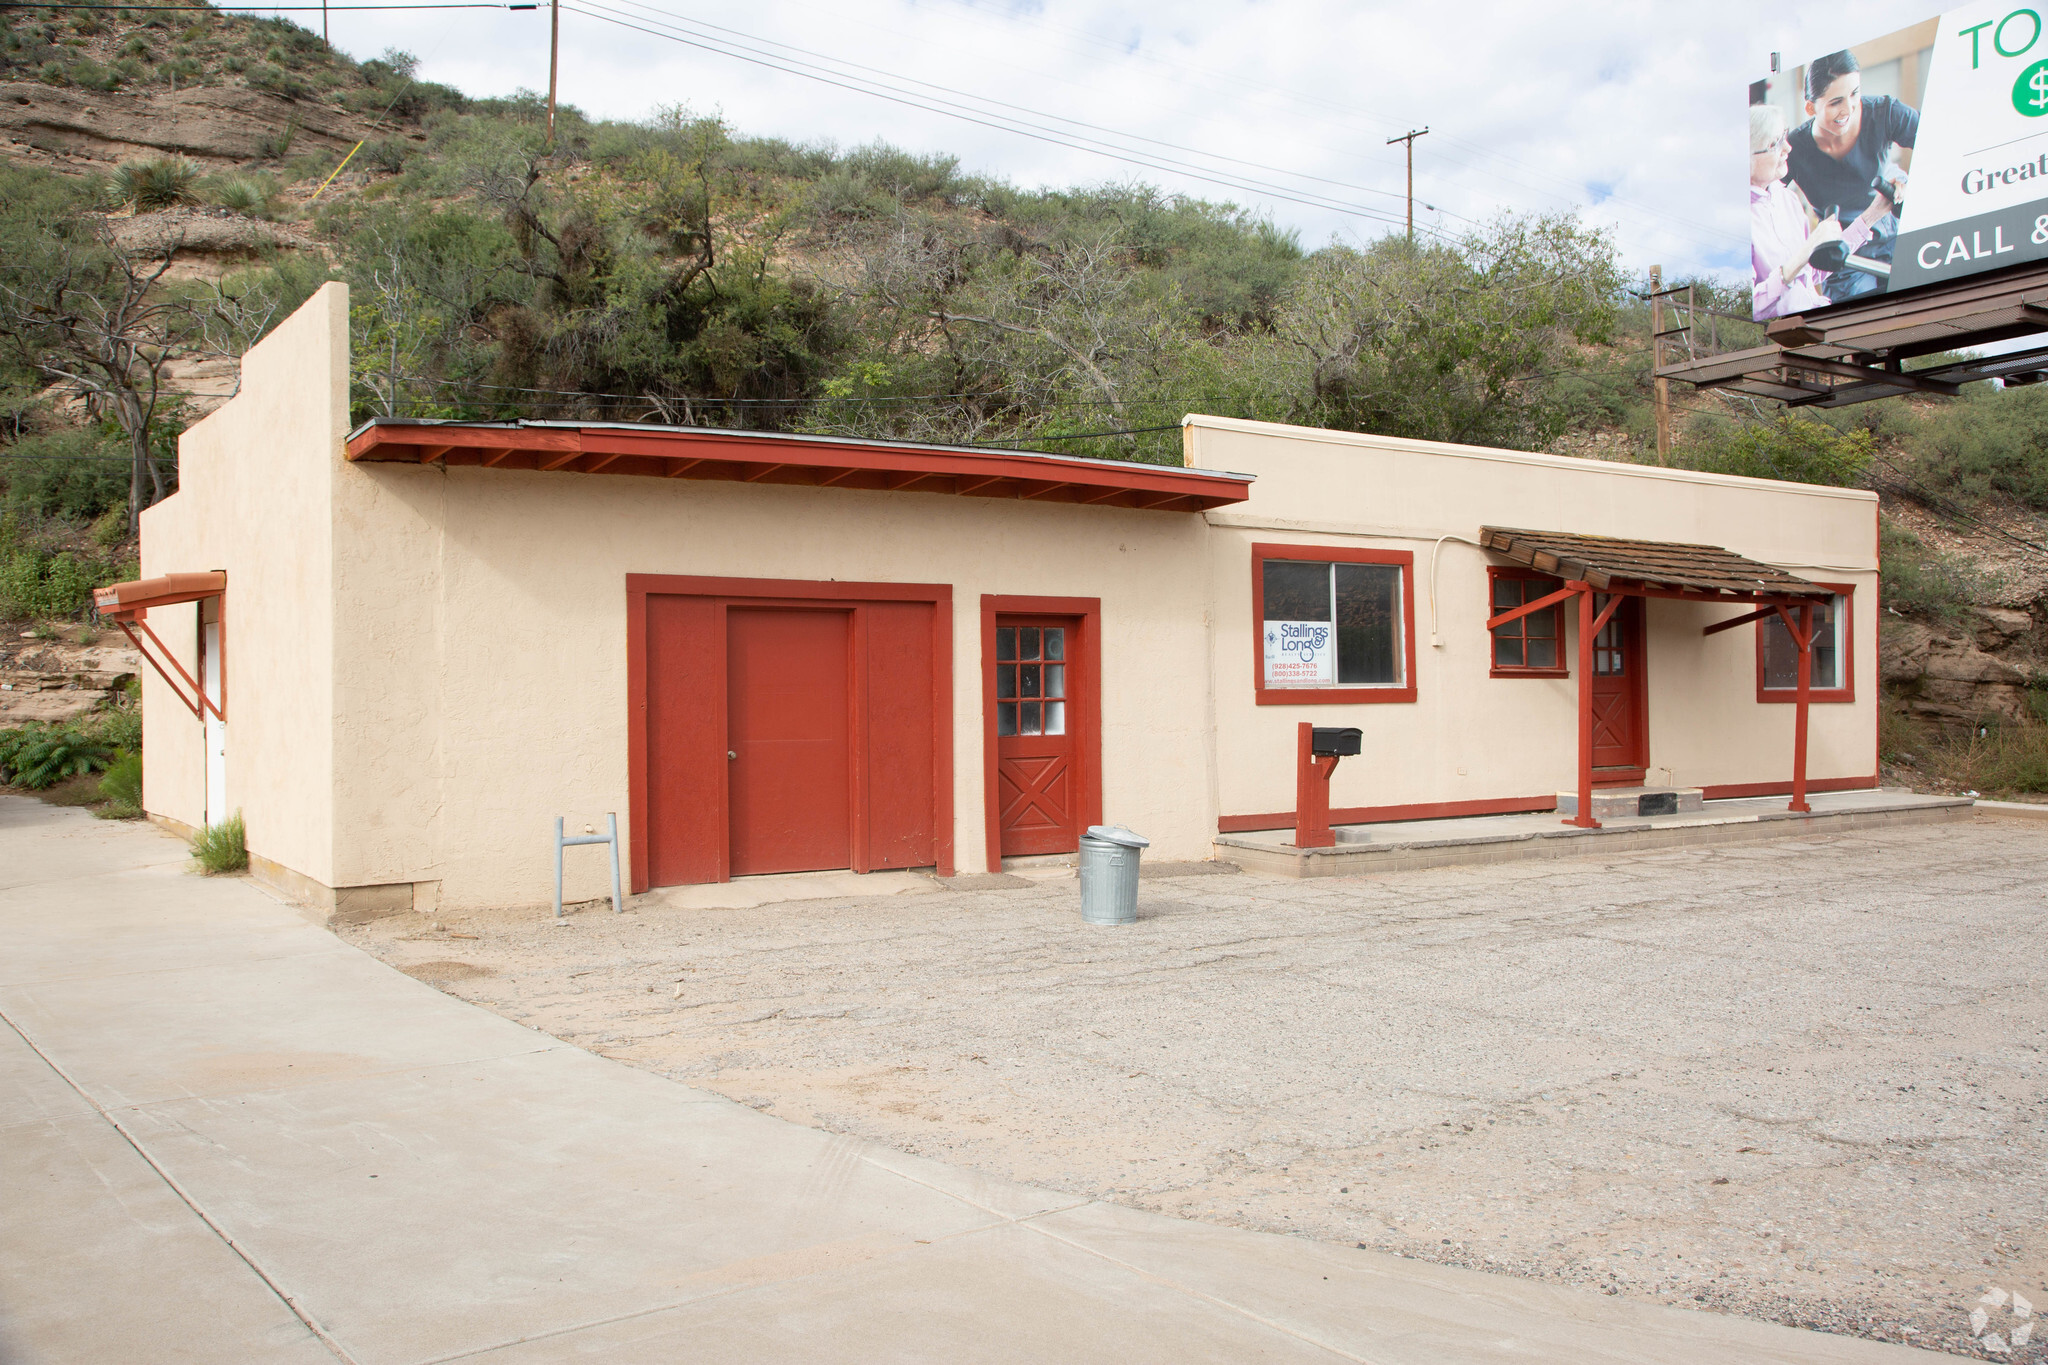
[0,797,1944,1364]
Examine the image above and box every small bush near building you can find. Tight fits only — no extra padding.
[1879,520,1985,622]
[95,750,143,819]
[192,811,247,873]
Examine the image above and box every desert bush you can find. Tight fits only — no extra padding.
[191,810,247,873]
[66,58,123,91]
[1930,721,2048,794]
[3,428,131,519]
[110,154,201,210]
[1674,415,1873,487]
[95,749,142,817]
[1879,519,1985,622]
[363,138,414,174]
[0,722,113,789]
[244,62,311,100]
[1897,383,2048,510]
[202,172,276,216]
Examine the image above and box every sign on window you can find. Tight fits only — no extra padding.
[1264,621,1335,686]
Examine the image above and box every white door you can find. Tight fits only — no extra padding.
[202,620,227,828]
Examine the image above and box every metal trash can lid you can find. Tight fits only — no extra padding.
[1084,824,1150,848]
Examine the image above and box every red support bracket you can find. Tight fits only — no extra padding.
[1295,722,1341,849]
[113,616,221,723]
[1773,603,1815,813]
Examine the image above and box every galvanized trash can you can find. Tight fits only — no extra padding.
[1079,824,1149,924]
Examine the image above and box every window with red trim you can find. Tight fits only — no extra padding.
[1757,584,1854,703]
[1251,543,1417,705]
[1487,568,1567,677]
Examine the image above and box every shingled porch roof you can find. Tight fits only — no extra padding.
[1479,527,1833,603]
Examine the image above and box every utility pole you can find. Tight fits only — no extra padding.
[1386,127,1428,241]
[546,0,560,147]
[1650,264,1671,464]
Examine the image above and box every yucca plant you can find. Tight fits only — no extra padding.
[202,173,275,217]
[110,154,201,211]
[192,810,248,874]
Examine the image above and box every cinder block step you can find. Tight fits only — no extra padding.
[1555,787,1704,820]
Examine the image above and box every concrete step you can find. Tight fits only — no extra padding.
[1556,786,1703,820]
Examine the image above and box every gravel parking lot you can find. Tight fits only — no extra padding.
[346,814,2048,1358]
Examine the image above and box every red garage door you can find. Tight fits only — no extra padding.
[630,577,953,889]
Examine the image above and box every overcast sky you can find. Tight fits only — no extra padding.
[308,0,1947,280]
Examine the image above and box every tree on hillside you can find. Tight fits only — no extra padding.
[1276,212,1623,450]
[0,170,190,534]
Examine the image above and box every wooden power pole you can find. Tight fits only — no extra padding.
[546,0,560,147]
[1650,264,1671,464]
[1386,127,1428,241]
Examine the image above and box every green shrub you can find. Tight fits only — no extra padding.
[1897,383,2048,510]
[3,428,130,519]
[120,33,153,58]
[66,58,123,91]
[191,810,247,873]
[110,155,201,211]
[94,749,142,817]
[201,173,276,216]
[1674,416,1873,487]
[221,52,245,73]
[1879,519,1985,622]
[1929,721,2048,794]
[0,722,114,789]
[244,62,312,100]
[87,701,142,755]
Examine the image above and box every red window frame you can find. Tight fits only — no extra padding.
[1756,581,1854,704]
[1487,566,1569,678]
[1250,543,1417,705]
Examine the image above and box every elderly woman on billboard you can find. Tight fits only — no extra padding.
[1784,48,1916,304]
[1750,104,1841,319]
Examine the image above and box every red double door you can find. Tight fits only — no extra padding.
[1589,595,1648,780]
[642,589,942,886]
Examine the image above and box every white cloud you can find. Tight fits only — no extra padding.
[312,0,1947,277]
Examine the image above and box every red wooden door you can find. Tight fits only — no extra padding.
[1589,595,1647,778]
[726,608,852,875]
[993,618,1079,857]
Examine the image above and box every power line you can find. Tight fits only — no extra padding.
[561,0,1448,237]
[600,0,1469,228]
[0,3,527,9]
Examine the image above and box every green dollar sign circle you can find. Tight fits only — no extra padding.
[2015,59,2048,116]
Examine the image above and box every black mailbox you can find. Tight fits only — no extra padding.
[1311,726,1362,758]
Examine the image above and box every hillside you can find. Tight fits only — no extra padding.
[0,0,2043,799]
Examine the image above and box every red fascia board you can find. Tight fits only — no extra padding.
[346,423,1250,511]
[92,570,226,618]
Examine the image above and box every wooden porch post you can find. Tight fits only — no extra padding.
[1295,721,1336,848]
[1790,601,1813,813]
[1566,584,1599,829]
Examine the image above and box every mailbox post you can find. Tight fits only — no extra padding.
[1295,722,1362,849]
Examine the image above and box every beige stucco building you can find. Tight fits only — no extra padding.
[118,284,1877,914]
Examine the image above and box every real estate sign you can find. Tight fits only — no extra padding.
[1749,7,2048,320]
[1263,621,1334,687]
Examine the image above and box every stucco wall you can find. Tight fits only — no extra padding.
[1184,416,1879,823]
[137,281,346,883]
[327,466,1218,905]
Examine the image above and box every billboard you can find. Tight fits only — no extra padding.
[1748,8,2048,320]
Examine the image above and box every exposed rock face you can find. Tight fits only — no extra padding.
[0,631,141,727]
[0,80,368,170]
[1883,606,2043,725]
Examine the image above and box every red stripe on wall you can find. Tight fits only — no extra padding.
[1218,794,1558,835]
[1698,774,1879,800]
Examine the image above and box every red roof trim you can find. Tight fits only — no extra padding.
[91,570,226,619]
[343,422,1251,512]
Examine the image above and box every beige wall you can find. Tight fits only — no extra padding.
[1184,416,1879,823]
[138,291,1882,909]
[139,281,347,884]
[326,467,1218,905]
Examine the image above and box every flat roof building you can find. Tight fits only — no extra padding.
[115,284,1877,917]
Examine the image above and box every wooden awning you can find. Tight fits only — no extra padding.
[1480,527,1832,603]
[92,570,225,621]
[344,419,1253,514]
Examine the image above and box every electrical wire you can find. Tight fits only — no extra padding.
[598,0,1470,227]
[561,0,1446,237]
[0,3,525,10]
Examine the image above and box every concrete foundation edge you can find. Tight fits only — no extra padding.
[1214,801,1977,878]
[246,851,428,928]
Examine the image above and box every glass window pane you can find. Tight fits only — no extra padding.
[997,702,1017,736]
[1043,663,1064,698]
[997,665,1017,699]
[1043,700,1065,735]
[1334,562,1401,686]
[1043,629,1064,660]
[1019,701,1041,735]
[1262,560,1333,623]
[1527,638,1558,668]
[1020,663,1041,698]
[1762,613,1798,689]
[1525,608,1555,639]
[1019,627,1040,659]
[1493,578,1521,610]
[1494,634,1522,667]
[996,628,1016,662]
